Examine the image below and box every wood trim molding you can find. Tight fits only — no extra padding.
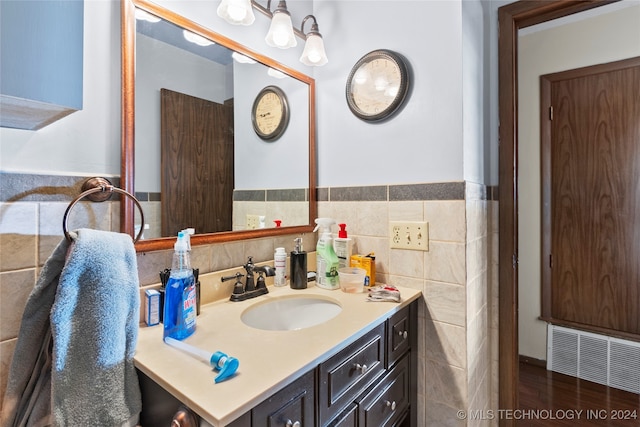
[497,2,619,426]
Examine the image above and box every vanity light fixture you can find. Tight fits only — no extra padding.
[183,30,215,46]
[264,1,296,49]
[299,15,327,66]
[217,0,255,25]
[267,68,286,79]
[217,0,328,66]
[232,52,257,64]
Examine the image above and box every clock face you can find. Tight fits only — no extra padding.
[346,50,409,122]
[252,86,290,141]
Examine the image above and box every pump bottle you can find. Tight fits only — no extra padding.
[314,218,340,290]
[290,237,307,289]
[333,223,353,269]
[163,231,197,340]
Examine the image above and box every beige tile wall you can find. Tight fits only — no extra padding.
[0,187,498,426]
[318,189,498,427]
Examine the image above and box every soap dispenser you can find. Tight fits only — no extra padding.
[334,223,352,269]
[290,237,307,289]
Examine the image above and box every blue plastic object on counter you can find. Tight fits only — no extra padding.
[164,337,239,383]
[163,232,197,340]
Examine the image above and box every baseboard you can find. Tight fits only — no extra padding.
[519,355,546,368]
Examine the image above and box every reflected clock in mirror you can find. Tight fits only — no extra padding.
[252,85,290,141]
[122,0,316,249]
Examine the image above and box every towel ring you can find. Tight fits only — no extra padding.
[63,177,145,243]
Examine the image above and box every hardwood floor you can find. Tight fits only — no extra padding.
[518,362,640,426]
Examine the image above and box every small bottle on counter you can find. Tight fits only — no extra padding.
[274,247,287,287]
[290,237,307,290]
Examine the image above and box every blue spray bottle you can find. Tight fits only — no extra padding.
[163,231,197,340]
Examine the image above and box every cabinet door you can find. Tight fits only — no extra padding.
[253,370,315,427]
[357,354,409,427]
[387,305,411,368]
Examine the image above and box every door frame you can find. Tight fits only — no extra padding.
[497,1,620,424]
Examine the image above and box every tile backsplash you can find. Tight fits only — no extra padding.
[0,173,498,426]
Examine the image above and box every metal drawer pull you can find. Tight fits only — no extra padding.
[286,420,301,427]
[354,363,368,374]
[385,400,397,411]
[398,330,408,339]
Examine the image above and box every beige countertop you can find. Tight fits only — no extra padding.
[134,283,421,426]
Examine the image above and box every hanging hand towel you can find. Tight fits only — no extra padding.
[2,229,142,427]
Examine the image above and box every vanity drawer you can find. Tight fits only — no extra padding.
[326,403,358,427]
[387,305,411,368]
[356,353,409,427]
[252,370,315,427]
[318,323,386,423]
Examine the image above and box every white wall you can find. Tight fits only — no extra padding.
[312,1,465,187]
[1,0,495,191]
[234,62,309,190]
[0,0,121,176]
[0,0,314,178]
[462,0,492,185]
[517,2,640,360]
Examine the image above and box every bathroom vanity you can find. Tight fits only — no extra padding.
[134,284,421,426]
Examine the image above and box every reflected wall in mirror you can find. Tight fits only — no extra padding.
[122,0,317,251]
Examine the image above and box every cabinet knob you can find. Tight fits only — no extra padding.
[286,420,301,427]
[398,330,408,339]
[385,400,397,411]
[354,363,368,374]
[171,406,198,427]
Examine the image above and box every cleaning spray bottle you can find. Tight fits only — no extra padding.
[314,218,340,290]
[163,231,197,340]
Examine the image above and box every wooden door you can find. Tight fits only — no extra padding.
[160,88,234,237]
[541,57,640,337]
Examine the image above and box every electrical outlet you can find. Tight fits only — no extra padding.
[389,221,429,251]
[246,214,260,230]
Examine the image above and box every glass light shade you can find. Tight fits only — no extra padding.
[267,68,286,79]
[217,0,255,25]
[183,30,214,46]
[232,52,256,64]
[300,34,328,66]
[265,11,297,49]
[135,9,161,23]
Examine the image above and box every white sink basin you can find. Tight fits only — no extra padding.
[241,295,342,331]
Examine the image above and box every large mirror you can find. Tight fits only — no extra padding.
[121,0,317,251]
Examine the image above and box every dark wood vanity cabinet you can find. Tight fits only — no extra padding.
[321,301,416,427]
[318,323,387,422]
[356,354,410,427]
[252,370,316,427]
[158,301,417,427]
[388,305,412,367]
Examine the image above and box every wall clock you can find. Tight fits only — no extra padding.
[345,49,410,122]
[251,85,290,141]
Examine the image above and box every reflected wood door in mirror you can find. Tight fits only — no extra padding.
[161,88,234,236]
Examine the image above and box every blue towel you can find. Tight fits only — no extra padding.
[2,229,142,426]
